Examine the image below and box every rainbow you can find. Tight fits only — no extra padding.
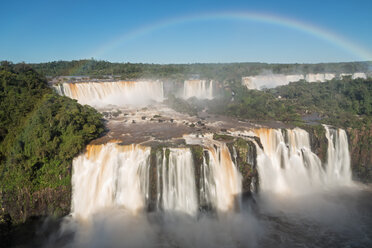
[91,11,372,61]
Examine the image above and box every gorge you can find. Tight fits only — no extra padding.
[44,78,371,248]
[1,64,371,248]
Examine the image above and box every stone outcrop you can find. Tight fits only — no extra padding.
[347,126,372,182]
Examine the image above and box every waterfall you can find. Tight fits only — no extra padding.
[242,74,304,90]
[183,80,213,99]
[253,127,352,195]
[199,142,242,212]
[72,145,199,218]
[54,80,164,107]
[159,148,198,216]
[324,125,352,185]
[71,126,353,219]
[254,128,323,194]
[71,140,244,219]
[305,73,335,82]
[242,72,367,90]
[256,127,351,197]
[71,143,151,219]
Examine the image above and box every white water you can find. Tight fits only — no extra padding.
[183,80,213,99]
[324,125,352,185]
[340,72,367,79]
[242,72,367,90]
[71,140,242,218]
[62,126,363,248]
[71,126,353,217]
[71,126,353,218]
[242,74,304,89]
[254,127,352,195]
[159,148,198,216]
[54,80,164,107]
[71,143,151,219]
[305,73,335,82]
[200,142,242,212]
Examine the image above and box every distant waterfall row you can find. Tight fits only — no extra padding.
[53,79,214,108]
[242,72,367,90]
[71,126,352,219]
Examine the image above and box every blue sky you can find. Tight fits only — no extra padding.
[1,0,372,63]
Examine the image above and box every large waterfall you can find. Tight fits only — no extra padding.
[324,125,352,185]
[71,143,151,218]
[200,143,242,212]
[71,141,242,218]
[54,80,164,107]
[254,127,352,195]
[159,148,198,216]
[62,125,368,248]
[71,126,353,217]
[183,80,213,99]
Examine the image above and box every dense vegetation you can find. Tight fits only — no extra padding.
[31,59,372,82]
[0,62,104,223]
[271,78,371,126]
[207,77,371,129]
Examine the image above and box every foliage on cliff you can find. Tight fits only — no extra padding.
[0,62,104,221]
[208,80,302,122]
[209,77,371,128]
[209,77,371,181]
[270,77,372,127]
[273,78,372,180]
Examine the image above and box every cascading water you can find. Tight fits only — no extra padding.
[324,125,352,185]
[71,126,354,215]
[159,148,198,216]
[254,127,352,195]
[60,125,370,248]
[71,140,243,218]
[199,143,242,212]
[183,80,213,99]
[54,80,164,107]
[242,72,367,90]
[305,73,335,82]
[242,74,305,90]
[71,143,151,218]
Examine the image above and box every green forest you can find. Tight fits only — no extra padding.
[30,59,372,82]
[0,62,104,222]
[206,77,372,129]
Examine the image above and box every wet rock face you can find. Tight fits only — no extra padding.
[1,186,71,224]
[0,186,71,247]
[148,147,162,211]
[227,138,258,196]
[303,125,328,164]
[306,125,371,183]
[347,127,372,182]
